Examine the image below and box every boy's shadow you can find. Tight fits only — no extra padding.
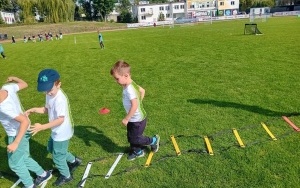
[74,125,127,153]
[187,99,300,117]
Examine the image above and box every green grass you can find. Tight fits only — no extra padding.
[1,16,300,187]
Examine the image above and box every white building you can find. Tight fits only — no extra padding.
[0,11,16,24]
[131,0,239,23]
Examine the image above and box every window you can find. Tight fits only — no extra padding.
[231,1,235,5]
[159,6,164,11]
[180,5,184,9]
[190,5,194,8]
[166,6,170,10]
[141,16,146,20]
[174,5,179,9]
[166,13,170,18]
[141,8,145,12]
[220,2,224,6]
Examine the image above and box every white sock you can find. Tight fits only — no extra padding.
[40,171,47,177]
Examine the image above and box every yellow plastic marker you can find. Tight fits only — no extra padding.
[170,135,181,156]
[204,136,214,155]
[145,151,154,167]
[261,122,277,141]
[232,128,245,148]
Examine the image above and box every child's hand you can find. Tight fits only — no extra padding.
[25,108,35,116]
[6,77,15,82]
[7,142,18,153]
[29,123,43,136]
[122,119,128,126]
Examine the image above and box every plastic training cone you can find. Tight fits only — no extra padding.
[99,108,110,114]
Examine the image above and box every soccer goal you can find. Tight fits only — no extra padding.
[244,23,263,35]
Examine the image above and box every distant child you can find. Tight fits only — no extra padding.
[59,32,63,40]
[11,35,16,43]
[26,69,81,186]
[110,60,160,161]
[98,31,104,49]
[0,76,52,188]
[24,35,27,43]
[0,44,6,59]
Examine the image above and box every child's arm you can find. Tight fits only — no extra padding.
[122,99,138,126]
[30,116,64,136]
[7,114,29,153]
[25,107,48,116]
[7,77,28,90]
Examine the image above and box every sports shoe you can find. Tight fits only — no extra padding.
[68,157,82,173]
[151,135,160,153]
[34,170,52,186]
[127,150,145,161]
[52,175,73,186]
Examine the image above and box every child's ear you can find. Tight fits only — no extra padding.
[57,82,62,88]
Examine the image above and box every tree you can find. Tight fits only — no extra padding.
[158,12,165,21]
[78,0,93,20]
[93,0,115,21]
[0,0,14,11]
[0,15,4,24]
[36,0,75,23]
[117,0,133,23]
[17,0,36,23]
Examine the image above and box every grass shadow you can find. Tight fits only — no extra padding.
[74,125,127,153]
[187,99,300,117]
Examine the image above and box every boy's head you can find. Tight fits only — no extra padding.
[37,69,60,93]
[110,60,131,86]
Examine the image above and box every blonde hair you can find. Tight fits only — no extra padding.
[110,60,131,76]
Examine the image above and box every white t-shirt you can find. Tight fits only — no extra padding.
[0,83,28,136]
[122,81,146,122]
[46,89,73,141]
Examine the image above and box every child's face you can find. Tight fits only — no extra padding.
[45,82,61,96]
[112,73,129,86]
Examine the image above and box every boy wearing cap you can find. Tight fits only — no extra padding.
[26,69,81,186]
[0,76,52,188]
[110,60,160,161]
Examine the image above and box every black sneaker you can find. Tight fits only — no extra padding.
[68,157,82,173]
[127,150,145,161]
[52,175,73,186]
[150,135,160,153]
[34,170,52,186]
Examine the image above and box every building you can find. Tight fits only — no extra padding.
[0,11,15,24]
[132,0,239,23]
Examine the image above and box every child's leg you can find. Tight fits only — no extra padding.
[23,133,45,176]
[7,135,35,187]
[1,52,5,58]
[127,119,153,153]
[52,139,73,177]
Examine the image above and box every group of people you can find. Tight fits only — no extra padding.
[11,32,63,44]
[0,61,160,187]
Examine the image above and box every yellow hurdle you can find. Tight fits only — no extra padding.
[204,136,214,155]
[232,128,245,148]
[145,151,154,167]
[261,122,277,141]
[170,135,181,156]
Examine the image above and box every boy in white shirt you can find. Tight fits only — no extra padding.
[0,76,52,188]
[26,69,81,186]
[110,60,160,161]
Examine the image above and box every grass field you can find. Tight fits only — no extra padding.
[1,16,300,188]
